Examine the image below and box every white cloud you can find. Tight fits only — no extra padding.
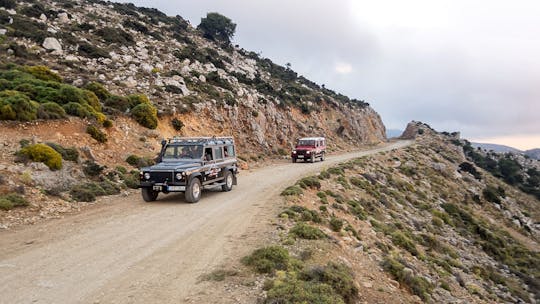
[335,62,353,74]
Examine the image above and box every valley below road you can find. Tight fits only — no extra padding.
[0,140,412,304]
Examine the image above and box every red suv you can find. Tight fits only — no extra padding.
[291,137,326,163]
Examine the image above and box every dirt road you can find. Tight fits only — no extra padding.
[0,140,412,304]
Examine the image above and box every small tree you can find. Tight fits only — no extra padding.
[197,12,236,45]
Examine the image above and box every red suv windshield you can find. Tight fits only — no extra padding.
[297,140,315,146]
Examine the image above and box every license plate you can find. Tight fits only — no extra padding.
[167,186,185,191]
[297,155,304,158]
[153,186,162,191]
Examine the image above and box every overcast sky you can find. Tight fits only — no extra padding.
[117,0,539,149]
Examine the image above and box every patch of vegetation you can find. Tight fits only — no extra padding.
[95,27,135,45]
[171,117,184,131]
[86,125,107,143]
[82,161,105,177]
[197,12,236,45]
[131,102,158,129]
[382,256,433,301]
[390,231,419,256]
[17,143,62,170]
[281,185,303,196]
[45,142,78,161]
[125,154,154,168]
[329,217,343,232]
[0,193,29,211]
[297,176,321,190]
[289,222,326,240]
[201,269,238,282]
[241,245,294,274]
[78,42,110,59]
[70,181,121,202]
[482,185,505,204]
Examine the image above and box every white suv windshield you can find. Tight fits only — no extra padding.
[163,145,203,159]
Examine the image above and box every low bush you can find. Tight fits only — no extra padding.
[483,185,503,204]
[390,231,419,256]
[0,0,16,9]
[290,222,326,239]
[171,117,184,131]
[125,155,154,168]
[37,102,67,119]
[299,262,359,304]
[78,42,110,59]
[329,217,343,232]
[18,143,62,170]
[382,256,433,301]
[0,193,29,210]
[242,245,292,274]
[95,27,135,45]
[0,91,38,121]
[23,66,62,82]
[86,125,107,143]
[281,185,303,196]
[83,161,105,177]
[298,176,321,190]
[265,272,345,304]
[84,82,110,102]
[131,102,158,129]
[45,142,78,161]
[70,181,120,202]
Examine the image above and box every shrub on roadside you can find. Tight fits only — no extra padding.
[131,102,158,129]
[37,102,67,119]
[0,193,29,210]
[241,245,293,274]
[45,142,78,161]
[125,154,154,168]
[17,143,62,170]
[171,117,184,131]
[290,222,326,239]
[86,125,107,143]
[281,185,303,196]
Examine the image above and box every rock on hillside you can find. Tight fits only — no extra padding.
[238,122,539,303]
[0,0,386,153]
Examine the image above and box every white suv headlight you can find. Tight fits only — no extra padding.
[144,172,151,180]
[176,173,183,180]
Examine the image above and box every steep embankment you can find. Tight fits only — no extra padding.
[225,122,539,304]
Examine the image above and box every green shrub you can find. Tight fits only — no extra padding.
[290,222,326,239]
[265,272,345,304]
[0,0,16,9]
[382,256,433,301]
[171,117,184,131]
[299,262,359,304]
[45,142,78,161]
[37,102,67,119]
[327,167,344,176]
[18,143,62,170]
[23,65,62,82]
[95,27,134,45]
[0,193,29,210]
[483,185,502,204]
[298,176,321,190]
[102,119,113,128]
[281,185,303,196]
[122,171,140,189]
[390,231,419,256]
[83,161,105,177]
[78,42,110,59]
[84,82,110,102]
[86,125,107,143]
[125,155,154,168]
[0,91,38,121]
[242,245,291,274]
[329,217,343,232]
[131,102,158,129]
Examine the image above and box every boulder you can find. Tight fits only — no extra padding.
[42,37,62,53]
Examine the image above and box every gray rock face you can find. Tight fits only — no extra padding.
[42,37,62,53]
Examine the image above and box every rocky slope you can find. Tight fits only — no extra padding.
[0,0,386,152]
[213,122,539,303]
[0,0,386,227]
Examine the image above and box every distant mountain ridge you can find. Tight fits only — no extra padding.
[472,142,540,160]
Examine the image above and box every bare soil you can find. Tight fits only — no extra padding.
[0,141,411,304]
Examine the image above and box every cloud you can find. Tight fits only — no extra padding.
[334,62,352,74]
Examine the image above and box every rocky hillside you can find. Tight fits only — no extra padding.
[210,122,539,303]
[0,0,386,153]
[0,0,386,227]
